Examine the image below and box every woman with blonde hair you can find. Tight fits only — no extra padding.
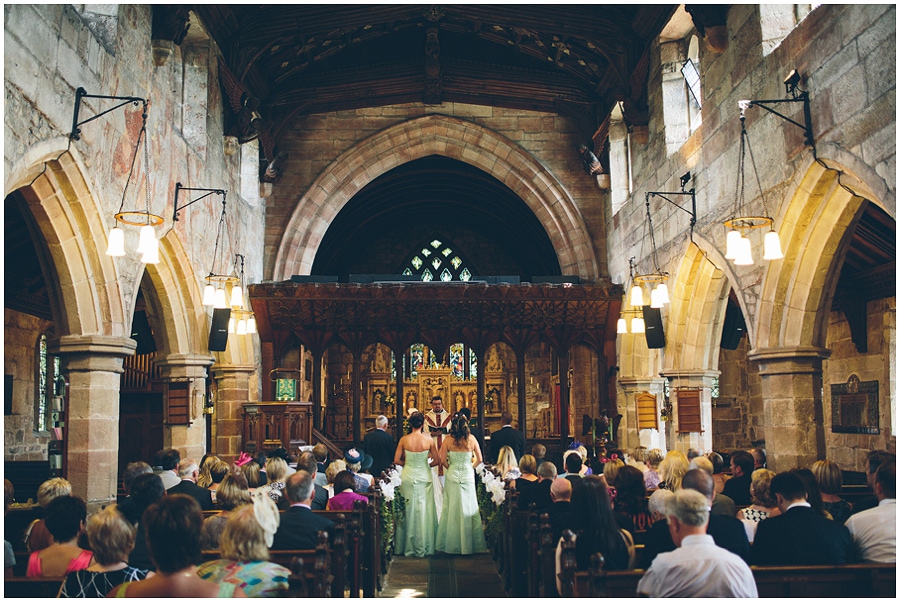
[324,460,347,498]
[59,505,151,597]
[811,459,853,524]
[257,457,289,509]
[512,454,539,491]
[643,449,664,489]
[658,450,689,491]
[197,497,289,597]
[496,445,521,481]
[197,455,220,489]
[25,477,72,552]
[737,468,780,543]
[206,460,230,504]
[201,473,251,550]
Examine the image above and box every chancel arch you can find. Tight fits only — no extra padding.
[274,114,598,281]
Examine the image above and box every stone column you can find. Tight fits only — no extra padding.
[210,364,255,458]
[156,353,215,461]
[749,347,831,472]
[50,335,136,509]
[663,370,718,453]
[617,377,667,453]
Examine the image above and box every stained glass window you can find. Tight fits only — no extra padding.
[36,333,61,433]
[400,237,475,282]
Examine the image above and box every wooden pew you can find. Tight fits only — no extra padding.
[3,576,63,597]
[500,491,532,597]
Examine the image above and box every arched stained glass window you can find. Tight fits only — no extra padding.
[400,238,475,282]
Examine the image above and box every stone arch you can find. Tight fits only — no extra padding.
[5,139,128,338]
[755,148,894,351]
[273,114,599,280]
[664,236,736,373]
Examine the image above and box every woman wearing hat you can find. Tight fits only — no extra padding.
[344,448,373,492]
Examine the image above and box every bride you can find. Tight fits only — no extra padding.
[435,415,487,555]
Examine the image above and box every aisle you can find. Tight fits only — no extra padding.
[379,552,507,598]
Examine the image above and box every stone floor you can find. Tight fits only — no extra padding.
[378,552,508,598]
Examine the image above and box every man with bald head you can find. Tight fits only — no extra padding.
[547,478,579,543]
[641,468,749,568]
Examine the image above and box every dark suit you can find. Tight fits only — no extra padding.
[546,500,579,543]
[311,484,328,510]
[168,479,214,511]
[751,505,854,566]
[271,505,334,550]
[722,473,752,506]
[517,479,553,512]
[489,425,525,464]
[641,514,750,569]
[363,428,396,478]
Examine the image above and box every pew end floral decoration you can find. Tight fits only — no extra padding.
[475,463,505,542]
[379,465,405,559]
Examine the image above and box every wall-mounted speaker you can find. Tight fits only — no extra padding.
[642,306,666,349]
[208,308,231,352]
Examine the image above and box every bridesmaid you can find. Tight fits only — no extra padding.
[393,412,439,556]
[435,415,487,555]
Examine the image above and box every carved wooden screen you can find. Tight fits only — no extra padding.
[676,388,702,433]
[636,391,658,430]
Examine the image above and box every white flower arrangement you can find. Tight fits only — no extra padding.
[475,462,506,506]
[380,464,403,501]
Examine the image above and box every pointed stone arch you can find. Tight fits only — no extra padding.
[755,150,894,351]
[273,114,599,280]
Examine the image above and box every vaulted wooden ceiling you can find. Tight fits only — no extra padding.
[182,4,681,161]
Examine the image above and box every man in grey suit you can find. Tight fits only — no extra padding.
[296,451,329,510]
[489,411,524,464]
[272,470,334,550]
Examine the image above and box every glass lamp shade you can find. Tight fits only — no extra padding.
[724,229,742,260]
[629,284,644,306]
[650,287,663,309]
[247,315,257,334]
[106,227,126,256]
[213,287,228,309]
[202,283,216,306]
[631,316,646,334]
[140,236,159,264]
[655,282,670,305]
[617,318,628,334]
[734,236,754,265]
[237,317,247,335]
[228,316,236,334]
[230,284,244,308]
[136,224,157,255]
[763,230,784,260]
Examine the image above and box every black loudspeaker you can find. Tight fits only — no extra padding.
[720,301,747,350]
[130,309,157,354]
[642,305,666,349]
[208,308,231,352]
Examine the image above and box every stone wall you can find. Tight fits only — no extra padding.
[823,298,897,471]
[4,309,52,461]
[266,103,606,280]
[713,335,762,452]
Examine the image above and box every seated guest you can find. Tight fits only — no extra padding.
[658,450,689,492]
[845,461,895,562]
[555,475,631,595]
[600,458,624,500]
[647,488,674,525]
[312,444,329,486]
[722,450,754,506]
[117,462,153,522]
[296,452,329,509]
[546,478,578,543]
[326,470,369,511]
[751,447,767,470]
[531,444,547,471]
[151,448,182,491]
[59,505,151,597]
[257,457,289,509]
[123,473,165,571]
[643,448,664,489]
[206,460,230,505]
[518,460,556,512]
[496,445,521,481]
[641,469,749,568]
[238,460,263,492]
[792,467,831,518]
[613,465,653,535]
[109,494,244,597]
[637,489,757,598]
[198,497,290,597]
[202,474,251,550]
[690,456,735,518]
[324,460,347,498]
[812,460,853,523]
[169,459,214,511]
[738,468,779,543]
[197,455,220,489]
[271,471,334,550]
[25,477,72,552]
[751,471,853,565]
[26,495,92,578]
[707,451,728,494]
[512,454,539,492]
[627,446,649,473]
[852,450,896,514]
[344,448,373,492]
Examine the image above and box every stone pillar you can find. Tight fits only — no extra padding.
[617,377,667,453]
[210,364,256,458]
[663,370,718,453]
[156,353,215,461]
[749,347,831,472]
[50,335,136,509]
[608,120,630,214]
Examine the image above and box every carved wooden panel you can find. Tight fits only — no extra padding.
[636,391,658,430]
[675,388,702,433]
[165,381,190,425]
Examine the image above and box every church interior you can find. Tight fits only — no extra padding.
[4,3,895,521]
